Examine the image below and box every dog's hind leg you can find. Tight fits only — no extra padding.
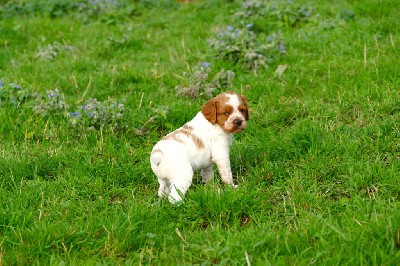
[157,178,171,197]
[201,165,214,183]
[168,166,194,203]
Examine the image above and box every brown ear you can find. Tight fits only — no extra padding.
[201,99,217,124]
[240,95,250,120]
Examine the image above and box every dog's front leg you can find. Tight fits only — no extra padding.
[212,138,237,188]
[214,158,237,188]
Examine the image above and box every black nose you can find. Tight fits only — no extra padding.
[235,119,242,126]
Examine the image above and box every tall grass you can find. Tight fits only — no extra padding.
[0,0,399,264]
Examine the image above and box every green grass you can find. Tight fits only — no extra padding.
[1,0,399,264]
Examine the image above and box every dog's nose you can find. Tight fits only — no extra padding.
[235,119,242,126]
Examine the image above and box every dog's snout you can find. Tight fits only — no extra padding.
[235,119,243,126]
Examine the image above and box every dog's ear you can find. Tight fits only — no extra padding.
[240,95,249,121]
[201,98,217,124]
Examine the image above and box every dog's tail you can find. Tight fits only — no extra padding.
[150,149,164,167]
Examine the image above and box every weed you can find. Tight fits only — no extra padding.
[235,0,315,29]
[69,98,126,132]
[134,105,169,136]
[176,62,234,98]
[208,23,285,72]
[36,41,76,61]
[32,89,69,116]
[0,0,139,22]
[0,82,35,107]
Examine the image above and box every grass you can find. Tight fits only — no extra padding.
[0,0,399,264]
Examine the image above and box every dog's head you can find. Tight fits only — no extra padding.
[201,91,249,133]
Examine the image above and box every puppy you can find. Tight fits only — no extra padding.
[150,91,249,203]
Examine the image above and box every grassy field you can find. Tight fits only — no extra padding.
[0,0,399,264]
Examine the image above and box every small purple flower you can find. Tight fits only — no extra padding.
[267,36,273,42]
[0,81,3,88]
[246,23,253,29]
[10,83,21,90]
[235,29,240,34]
[71,112,81,118]
[201,62,211,68]
[80,105,88,110]
[227,25,233,32]
[278,44,286,52]
[48,92,57,98]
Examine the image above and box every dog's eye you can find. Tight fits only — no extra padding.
[222,111,229,116]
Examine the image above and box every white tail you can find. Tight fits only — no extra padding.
[150,149,164,166]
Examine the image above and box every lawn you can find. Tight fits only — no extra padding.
[0,0,399,264]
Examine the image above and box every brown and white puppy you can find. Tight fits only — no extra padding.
[150,91,249,203]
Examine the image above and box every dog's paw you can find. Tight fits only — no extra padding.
[231,183,238,189]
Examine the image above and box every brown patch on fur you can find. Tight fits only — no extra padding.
[201,99,217,124]
[180,128,205,149]
[190,132,205,149]
[163,131,184,144]
[215,104,233,129]
[163,127,204,149]
[182,124,194,131]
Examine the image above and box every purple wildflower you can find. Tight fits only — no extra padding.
[10,83,21,90]
[227,25,233,32]
[0,81,3,88]
[246,23,253,29]
[278,44,286,52]
[71,112,81,118]
[201,62,211,68]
